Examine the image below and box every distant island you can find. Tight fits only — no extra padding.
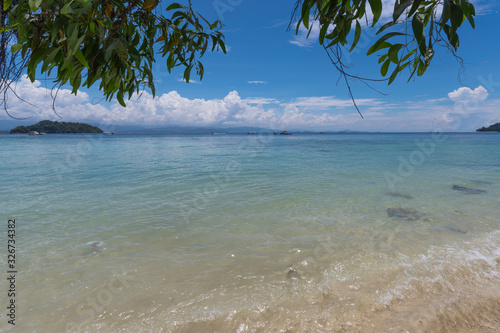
[476,122,500,132]
[10,120,103,134]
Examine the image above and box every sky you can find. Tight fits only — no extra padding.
[1,0,499,132]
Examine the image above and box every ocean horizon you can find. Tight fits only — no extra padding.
[1,132,499,332]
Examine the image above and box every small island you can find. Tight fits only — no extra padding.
[10,120,103,134]
[476,122,500,132]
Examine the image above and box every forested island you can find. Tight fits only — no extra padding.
[476,122,500,132]
[10,120,103,134]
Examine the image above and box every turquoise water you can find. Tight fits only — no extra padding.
[1,132,499,332]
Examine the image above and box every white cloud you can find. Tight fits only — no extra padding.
[242,97,278,105]
[177,78,201,84]
[289,21,320,48]
[247,81,267,84]
[1,77,498,133]
[1,75,91,120]
[285,96,382,110]
[469,0,496,15]
[448,86,488,103]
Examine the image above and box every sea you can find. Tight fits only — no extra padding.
[1,132,499,332]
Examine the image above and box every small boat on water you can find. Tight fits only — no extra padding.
[247,131,257,134]
[280,130,292,135]
[273,131,278,135]
[28,131,39,135]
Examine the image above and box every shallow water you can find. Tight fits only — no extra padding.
[1,132,499,332]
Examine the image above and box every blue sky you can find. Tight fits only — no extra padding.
[1,0,499,132]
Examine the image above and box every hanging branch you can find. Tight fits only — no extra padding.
[289,0,476,118]
[0,0,226,118]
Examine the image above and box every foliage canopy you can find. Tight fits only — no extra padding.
[0,0,225,109]
[0,0,476,116]
[292,0,476,85]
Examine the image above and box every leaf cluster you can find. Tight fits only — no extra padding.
[2,0,226,106]
[294,0,476,85]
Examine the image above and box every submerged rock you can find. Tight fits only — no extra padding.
[84,241,104,255]
[452,185,487,194]
[387,208,423,220]
[286,265,300,280]
[444,225,467,234]
[86,241,104,248]
[387,191,414,199]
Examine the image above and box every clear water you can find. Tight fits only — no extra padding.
[1,132,499,332]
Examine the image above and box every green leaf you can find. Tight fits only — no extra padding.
[3,0,13,11]
[388,44,403,63]
[450,3,464,28]
[350,21,362,52]
[74,48,89,68]
[388,66,399,85]
[400,49,416,62]
[381,59,390,76]
[28,0,43,11]
[417,58,426,76]
[368,0,382,26]
[319,22,328,45]
[443,24,459,50]
[10,44,23,53]
[71,73,82,94]
[367,32,405,55]
[197,61,204,80]
[117,92,126,107]
[393,0,412,21]
[166,3,184,11]
[218,38,226,53]
[441,0,451,26]
[61,2,74,15]
[301,0,311,29]
[368,41,392,55]
[0,22,20,33]
[378,54,388,64]
[467,14,475,29]
[377,20,403,34]
[184,64,192,83]
[412,12,426,55]
[408,0,423,16]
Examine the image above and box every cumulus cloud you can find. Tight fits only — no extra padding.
[1,76,498,132]
[247,81,267,84]
[1,75,93,120]
[448,86,488,103]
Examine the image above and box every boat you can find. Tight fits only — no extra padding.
[280,130,292,135]
[28,131,39,135]
[247,131,257,134]
[39,132,46,135]
[273,131,278,135]
[319,132,326,134]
